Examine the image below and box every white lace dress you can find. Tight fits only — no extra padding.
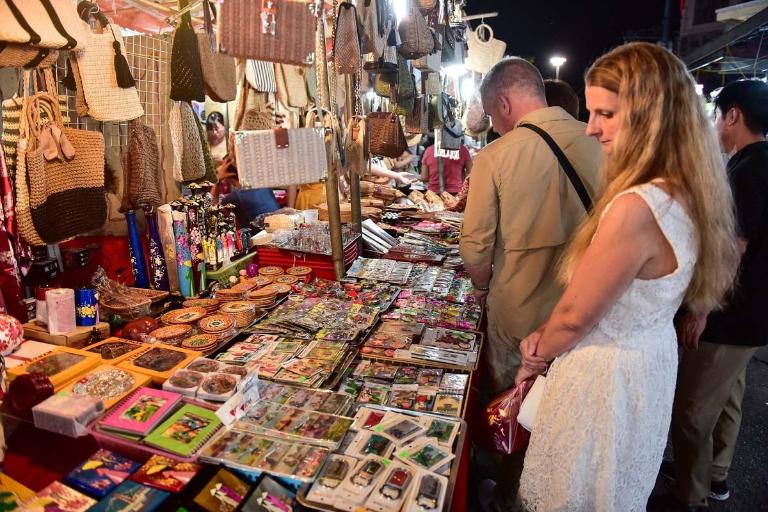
[518,183,698,512]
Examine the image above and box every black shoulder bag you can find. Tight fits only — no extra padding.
[519,123,593,212]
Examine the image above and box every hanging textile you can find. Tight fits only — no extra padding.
[125,210,150,288]
[0,146,26,321]
[144,206,170,292]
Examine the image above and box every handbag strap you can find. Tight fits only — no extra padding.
[519,123,593,212]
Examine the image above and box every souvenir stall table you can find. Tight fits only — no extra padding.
[0,0,509,510]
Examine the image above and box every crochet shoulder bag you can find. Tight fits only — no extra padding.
[170,3,205,102]
[197,0,236,103]
[334,2,361,75]
[121,120,163,210]
[368,111,406,158]
[23,70,106,244]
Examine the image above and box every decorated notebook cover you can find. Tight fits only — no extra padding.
[143,404,222,457]
[22,481,96,512]
[99,387,182,436]
[0,472,35,509]
[89,480,169,512]
[130,454,202,493]
[192,468,250,512]
[65,448,141,498]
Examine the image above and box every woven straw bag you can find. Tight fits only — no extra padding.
[306,108,342,175]
[169,101,206,183]
[234,128,328,189]
[368,111,407,158]
[334,2,361,75]
[398,6,433,59]
[2,92,66,178]
[405,95,428,135]
[23,87,106,243]
[170,12,205,102]
[122,120,163,210]
[197,33,237,102]
[70,23,143,122]
[425,73,441,95]
[193,113,217,183]
[245,60,277,93]
[0,0,88,50]
[276,64,310,109]
[219,0,317,66]
[0,45,58,69]
[466,23,506,75]
[15,137,46,246]
[343,116,367,176]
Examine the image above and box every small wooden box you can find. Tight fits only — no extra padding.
[23,322,110,349]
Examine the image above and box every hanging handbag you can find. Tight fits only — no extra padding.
[417,0,438,14]
[334,2,361,75]
[397,6,434,60]
[276,64,310,109]
[245,60,277,93]
[357,0,390,56]
[170,5,205,102]
[441,116,464,150]
[441,25,465,65]
[306,108,342,176]
[465,94,490,135]
[169,101,206,183]
[23,72,107,244]
[405,95,428,135]
[197,0,236,102]
[70,21,143,122]
[343,116,367,176]
[234,128,328,189]
[368,111,407,158]
[0,0,88,50]
[121,120,163,210]
[425,73,441,95]
[16,137,47,246]
[413,30,441,73]
[466,22,506,75]
[219,0,317,66]
[0,45,59,69]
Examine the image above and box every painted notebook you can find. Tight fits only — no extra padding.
[143,404,222,457]
[99,387,182,436]
[65,448,141,498]
[22,481,96,512]
[89,480,169,512]
[130,454,202,493]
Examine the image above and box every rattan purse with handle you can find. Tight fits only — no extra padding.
[197,0,236,102]
[368,111,407,158]
[334,2,361,75]
[219,0,317,66]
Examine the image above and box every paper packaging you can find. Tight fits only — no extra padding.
[32,394,104,438]
[306,454,359,505]
[337,455,390,507]
[46,288,76,335]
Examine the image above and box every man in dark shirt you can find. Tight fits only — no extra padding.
[667,79,768,510]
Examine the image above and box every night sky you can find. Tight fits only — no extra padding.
[465,0,681,100]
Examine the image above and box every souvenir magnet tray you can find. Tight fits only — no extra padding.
[295,404,468,512]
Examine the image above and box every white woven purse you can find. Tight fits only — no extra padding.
[71,22,143,122]
[0,0,88,50]
[234,128,328,189]
[466,23,506,75]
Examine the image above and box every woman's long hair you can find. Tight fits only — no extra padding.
[561,42,739,314]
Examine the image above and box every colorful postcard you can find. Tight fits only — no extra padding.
[240,476,296,512]
[65,449,141,498]
[0,473,35,509]
[89,481,169,512]
[99,388,182,436]
[130,454,201,493]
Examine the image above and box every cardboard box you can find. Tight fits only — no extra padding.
[23,321,110,349]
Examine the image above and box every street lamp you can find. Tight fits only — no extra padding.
[550,56,566,79]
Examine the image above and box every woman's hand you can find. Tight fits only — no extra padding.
[396,172,415,185]
[676,313,708,350]
[516,330,550,386]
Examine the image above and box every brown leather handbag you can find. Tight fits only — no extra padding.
[368,111,407,158]
[397,6,433,59]
[334,2,361,75]
[219,0,317,66]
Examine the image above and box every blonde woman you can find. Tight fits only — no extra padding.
[515,43,740,511]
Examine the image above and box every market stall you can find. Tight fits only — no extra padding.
[0,0,509,510]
